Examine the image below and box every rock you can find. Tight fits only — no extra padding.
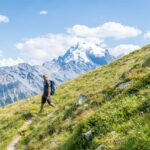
[85,130,92,140]
[47,113,55,118]
[96,144,104,150]
[77,95,87,105]
[110,131,116,135]
[139,111,144,116]
[65,106,70,110]
[116,81,130,90]
[50,141,57,145]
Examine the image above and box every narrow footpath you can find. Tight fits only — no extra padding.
[7,118,33,150]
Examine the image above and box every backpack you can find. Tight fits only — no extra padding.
[50,80,56,95]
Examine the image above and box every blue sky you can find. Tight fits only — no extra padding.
[0,0,150,66]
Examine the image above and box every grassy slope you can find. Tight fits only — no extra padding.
[0,45,150,150]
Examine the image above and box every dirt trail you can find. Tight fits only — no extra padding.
[7,118,33,150]
[7,112,55,150]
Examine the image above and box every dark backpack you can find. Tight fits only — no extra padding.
[50,80,55,95]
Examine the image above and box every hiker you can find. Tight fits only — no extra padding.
[39,75,55,113]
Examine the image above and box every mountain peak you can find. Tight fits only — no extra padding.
[59,42,114,65]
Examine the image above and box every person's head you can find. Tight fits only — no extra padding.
[43,75,48,81]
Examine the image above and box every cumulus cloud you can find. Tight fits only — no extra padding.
[40,10,48,15]
[67,22,142,39]
[0,15,10,23]
[16,34,104,64]
[144,31,150,39]
[109,44,140,57]
[0,58,24,67]
[0,50,23,67]
[16,22,142,65]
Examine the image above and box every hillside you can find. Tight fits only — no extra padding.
[0,45,150,150]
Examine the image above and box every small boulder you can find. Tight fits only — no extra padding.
[84,130,92,140]
[139,111,144,116]
[116,81,130,90]
[110,131,116,135]
[50,141,57,145]
[47,113,55,118]
[65,106,70,110]
[77,95,87,105]
[96,144,104,150]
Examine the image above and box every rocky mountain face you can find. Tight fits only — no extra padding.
[0,42,115,106]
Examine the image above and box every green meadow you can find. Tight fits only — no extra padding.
[0,45,150,150]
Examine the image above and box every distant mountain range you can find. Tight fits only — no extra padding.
[0,42,115,106]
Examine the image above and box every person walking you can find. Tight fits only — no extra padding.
[39,75,55,113]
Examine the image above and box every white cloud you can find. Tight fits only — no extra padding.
[0,50,24,67]
[67,22,142,39]
[16,22,142,65]
[16,34,104,64]
[0,57,24,67]
[40,10,48,15]
[144,31,150,39]
[109,44,140,57]
[0,15,10,23]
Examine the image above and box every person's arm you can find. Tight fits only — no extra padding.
[47,81,51,96]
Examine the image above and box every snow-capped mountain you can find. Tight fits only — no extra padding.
[43,42,114,79]
[0,42,115,106]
